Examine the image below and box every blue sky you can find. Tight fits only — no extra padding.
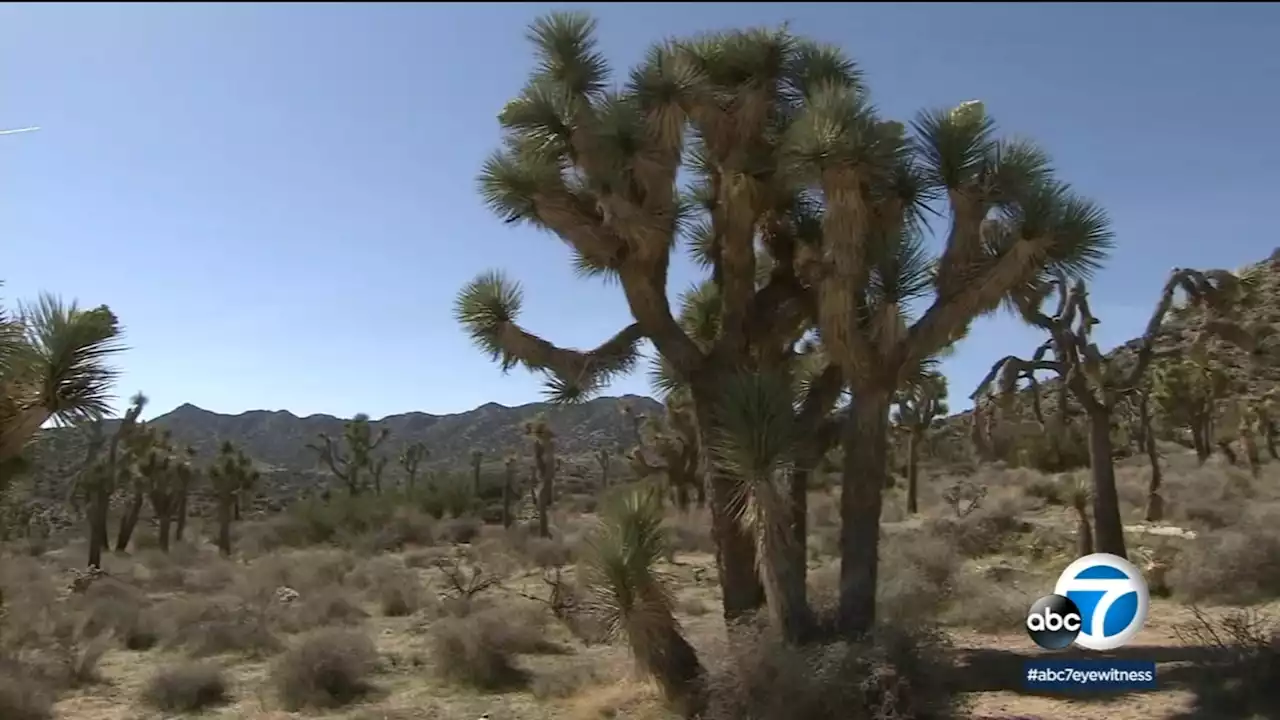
[3,3,1278,421]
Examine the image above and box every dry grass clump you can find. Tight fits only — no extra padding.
[1174,607,1280,718]
[663,509,717,556]
[159,595,282,658]
[0,660,55,720]
[346,556,427,617]
[701,621,968,720]
[427,605,559,690]
[1169,507,1280,604]
[142,661,230,713]
[271,628,378,710]
[921,493,1031,559]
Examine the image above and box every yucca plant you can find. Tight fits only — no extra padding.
[710,370,815,644]
[0,291,125,480]
[580,484,704,717]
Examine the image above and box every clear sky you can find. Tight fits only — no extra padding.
[3,3,1278,421]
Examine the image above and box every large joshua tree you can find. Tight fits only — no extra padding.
[453,14,1109,635]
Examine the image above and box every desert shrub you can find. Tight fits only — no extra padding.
[663,511,716,556]
[702,621,967,720]
[438,516,482,545]
[1023,474,1066,506]
[942,571,1034,633]
[142,661,230,713]
[160,596,282,657]
[276,588,368,633]
[522,536,575,568]
[272,628,378,710]
[1175,607,1280,718]
[428,607,557,689]
[923,495,1030,558]
[245,549,357,596]
[1170,513,1280,604]
[347,557,426,617]
[0,660,54,720]
[874,533,961,625]
[74,581,160,650]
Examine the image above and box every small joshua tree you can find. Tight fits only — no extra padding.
[892,371,948,515]
[594,447,612,490]
[1151,356,1230,464]
[502,455,518,528]
[208,441,258,557]
[307,413,389,497]
[469,449,483,498]
[525,416,555,538]
[581,485,704,716]
[398,441,428,491]
[81,392,147,569]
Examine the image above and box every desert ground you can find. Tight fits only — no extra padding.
[2,444,1277,720]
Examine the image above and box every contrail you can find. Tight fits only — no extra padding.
[0,126,40,136]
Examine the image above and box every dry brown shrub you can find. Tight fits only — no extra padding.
[427,605,558,690]
[272,628,378,710]
[142,661,230,713]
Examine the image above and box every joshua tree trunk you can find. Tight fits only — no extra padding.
[88,481,110,569]
[838,391,891,637]
[233,495,241,522]
[1073,499,1094,557]
[673,483,690,512]
[693,399,765,624]
[788,466,809,577]
[648,624,707,719]
[114,488,144,552]
[175,490,188,541]
[502,462,515,529]
[1140,390,1164,522]
[156,503,172,552]
[537,472,551,538]
[906,430,921,515]
[1217,440,1238,465]
[216,496,232,557]
[1087,408,1126,559]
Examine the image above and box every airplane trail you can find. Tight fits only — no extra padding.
[0,126,41,136]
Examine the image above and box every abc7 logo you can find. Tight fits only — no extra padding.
[1027,553,1150,651]
[1025,595,1083,650]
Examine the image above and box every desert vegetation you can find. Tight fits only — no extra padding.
[3,11,1280,720]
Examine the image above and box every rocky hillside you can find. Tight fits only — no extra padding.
[932,250,1280,464]
[25,394,663,504]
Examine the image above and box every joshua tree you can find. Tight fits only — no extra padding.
[174,445,197,542]
[1132,381,1165,522]
[148,446,195,553]
[502,454,518,528]
[208,440,258,557]
[629,398,701,511]
[453,14,1112,636]
[307,413,389,497]
[891,370,948,515]
[594,446,612,490]
[81,392,147,568]
[976,268,1250,559]
[1151,357,1229,464]
[114,425,174,552]
[0,292,126,475]
[470,449,483,497]
[525,416,556,538]
[580,484,704,716]
[399,441,428,490]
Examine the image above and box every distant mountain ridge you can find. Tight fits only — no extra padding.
[26,394,663,503]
